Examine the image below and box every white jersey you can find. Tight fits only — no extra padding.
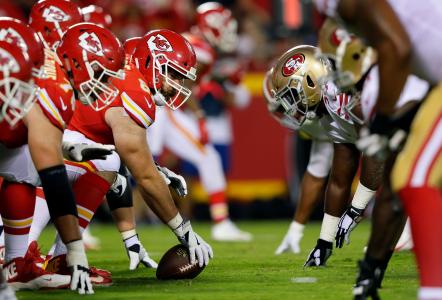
[361,66,430,120]
[314,0,442,83]
[322,82,358,143]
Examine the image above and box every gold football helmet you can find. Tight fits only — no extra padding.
[318,18,377,89]
[270,45,331,126]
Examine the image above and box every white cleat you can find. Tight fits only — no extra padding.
[211,219,253,242]
[395,219,414,251]
[83,227,101,251]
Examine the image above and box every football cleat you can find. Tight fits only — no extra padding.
[45,254,112,286]
[304,239,333,267]
[0,283,16,300]
[211,219,252,242]
[4,246,70,290]
[83,227,101,251]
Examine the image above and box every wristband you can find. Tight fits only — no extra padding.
[167,213,184,230]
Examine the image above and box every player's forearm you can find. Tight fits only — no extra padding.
[137,175,179,224]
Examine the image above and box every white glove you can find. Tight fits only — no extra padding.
[275,222,303,255]
[335,206,364,248]
[126,242,158,270]
[172,220,213,267]
[66,240,93,295]
[62,141,115,162]
[156,164,188,197]
[356,128,406,160]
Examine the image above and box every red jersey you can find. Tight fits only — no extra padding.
[68,62,156,145]
[0,49,75,148]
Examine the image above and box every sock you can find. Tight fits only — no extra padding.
[28,188,51,244]
[419,287,442,300]
[209,191,228,223]
[0,181,36,262]
[0,217,4,246]
[352,181,376,210]
[121,229,139,249]
[53,172,111,257]
[319,213,340,242]
[400,186,442,288]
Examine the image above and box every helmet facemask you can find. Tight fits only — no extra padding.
[151,52,196,110]
[78,58,124,111]
[0,67,37,127]
[273,75,318,127]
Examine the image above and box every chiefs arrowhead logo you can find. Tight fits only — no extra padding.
[147,34,173,53]
[79,32,104,56]
[0,48,20,73]
[0,29,27,52]
[282,53,305,77]
[42,6,71,23]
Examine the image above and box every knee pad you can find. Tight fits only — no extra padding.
[106,174,133,211]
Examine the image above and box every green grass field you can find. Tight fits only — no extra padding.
[18,221,417,299]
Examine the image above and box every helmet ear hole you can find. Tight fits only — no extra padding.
[352,53,360,60]
[306,75,315,88]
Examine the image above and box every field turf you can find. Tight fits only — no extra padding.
[18,221,417,299]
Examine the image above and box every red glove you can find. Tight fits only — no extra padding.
[198,117,209,145]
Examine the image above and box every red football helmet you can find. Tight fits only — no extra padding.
[56,22,124,111]
[81,5,112,29]
[195,2,238,53]
[0,17,44,73]
[182,32,215,81]
[132,29,197,110]
[0,41,37,126]
[29,0,83,49]
[123,36,141,56]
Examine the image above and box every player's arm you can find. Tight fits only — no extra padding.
[24,105,93,294]
[105,107,179,222]
[338,0,412,115]
[106,107,213,266]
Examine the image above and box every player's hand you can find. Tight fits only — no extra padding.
[156,164,187,197]
[62,141,114,162]
[275,222,303,255]
[197,117,210,145]
[66,240,94,295]
[126,241,158,270]
[304,239,333,267]
[172,220,213,267]
[336,206,364,248]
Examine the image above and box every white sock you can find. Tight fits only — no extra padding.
[121,229,139,248]
[53,227,85,257]
[319,213,340,242]
[5,233,29,262]
[28,196,51,244]
[419,287,442,300]
[0,217,4,246]
[351,182,376,210]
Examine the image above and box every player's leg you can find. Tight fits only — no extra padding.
[276,140,332,255]
[391,85,442,300]
[163,109,251,241]
[305,142,360,267]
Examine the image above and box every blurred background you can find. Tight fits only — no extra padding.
[0,0,328,222]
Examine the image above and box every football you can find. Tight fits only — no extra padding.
[156,245,206,280]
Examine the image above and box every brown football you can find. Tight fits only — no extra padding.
[156,244,205,280]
